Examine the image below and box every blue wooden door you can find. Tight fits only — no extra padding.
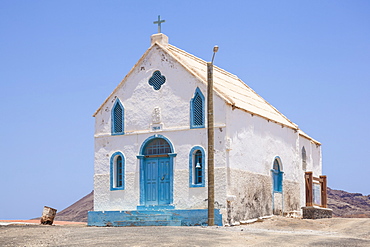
[158,158,170,205]
[145,158,170,206]
[145,159,158,205]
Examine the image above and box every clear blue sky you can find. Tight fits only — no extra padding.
[1,1,369,220]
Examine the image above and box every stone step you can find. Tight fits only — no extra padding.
[123,210,173,215]
[88,209,223,227]
[106,211,181,227]
[120,214,173,222]
[114,219,182,227]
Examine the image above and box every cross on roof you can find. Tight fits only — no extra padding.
[153,15,165,33]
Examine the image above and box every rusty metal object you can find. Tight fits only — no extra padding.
[40,206,57,225]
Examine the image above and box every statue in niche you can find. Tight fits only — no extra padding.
[152,107,161,124]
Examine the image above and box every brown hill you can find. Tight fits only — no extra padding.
[54,191,93,222]
[53,188,369,222]
[327,187,370,218]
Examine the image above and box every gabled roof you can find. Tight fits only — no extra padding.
[93,33,320,144]
[299,130,321,145]
[165,43,298,130]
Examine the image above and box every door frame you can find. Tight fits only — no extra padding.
[137,134,177,207]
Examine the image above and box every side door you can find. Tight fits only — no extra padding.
[158,158,170,205]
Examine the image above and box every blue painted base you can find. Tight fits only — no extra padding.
[136,205,175,210]
[88,209,222,227]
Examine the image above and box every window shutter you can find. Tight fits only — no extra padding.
[193,94,203,126]
[114,104,123,133]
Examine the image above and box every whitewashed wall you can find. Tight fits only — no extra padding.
[298,135,322,176]
[223,106,323,221]
[298,135,322,207]
[226,107,300,179]
[93,44,228,211]
[92,39,323,223]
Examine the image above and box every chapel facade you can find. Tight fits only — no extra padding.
[88,33,324,226]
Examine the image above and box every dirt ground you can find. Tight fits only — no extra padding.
[1,217,369,246]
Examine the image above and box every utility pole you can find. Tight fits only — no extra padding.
[207,45,218,226]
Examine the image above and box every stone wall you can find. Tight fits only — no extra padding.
[302,206,333,219]
[227,170,273,224]
[226,169,301,224]
[283,180,301,212]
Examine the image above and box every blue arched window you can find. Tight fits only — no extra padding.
[110,152,125,190]
[189,146,205,187]
[143,138,171,155]
[190,88,205,128]
[111,99,124,135]
[272,158,283,193]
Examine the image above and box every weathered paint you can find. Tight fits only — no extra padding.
[93,40,228,216]
[227,170,273,223]
[90,34,323,226]
[88,209,222,226]
[223,105,321,223]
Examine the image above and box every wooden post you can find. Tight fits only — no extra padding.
[207,62,215,226]
[320,175,327,208]
[305,172,313,207]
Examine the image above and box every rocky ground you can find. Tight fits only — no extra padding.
[53,188,370,223]
[1,216,370,246]
[3,188,369,246]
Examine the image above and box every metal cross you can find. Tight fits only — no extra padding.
[153,15,165,33]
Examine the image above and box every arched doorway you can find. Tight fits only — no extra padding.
[137,135,176,208]
[272,157,284,215]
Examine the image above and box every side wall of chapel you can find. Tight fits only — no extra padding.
[224,106,313,223]
[298,135,322,208]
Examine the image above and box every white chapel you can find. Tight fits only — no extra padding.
[88,32,325,226]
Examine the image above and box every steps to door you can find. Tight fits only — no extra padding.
[88,209,222,227]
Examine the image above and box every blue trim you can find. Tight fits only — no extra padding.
[190,87,205,129]
[271,156,283,193]
[137,135,176,207]
[139,134,175,155]
[111,98,124,135]
[189,146,206,187]
[137,205,175,210]
[110,152,125,191]
[88,209,222,227]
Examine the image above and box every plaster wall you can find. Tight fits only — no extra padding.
[226,107,301,181]
[283,180,301,212]
[224,106,319,213]
[226,169,301,224]
[92,41,323,222]
[298,135,322,207]
[227,169,272,224]
[93,129,228,211]
[298,135,322,176]
[93,45,229,211]
[94,44,227,136]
